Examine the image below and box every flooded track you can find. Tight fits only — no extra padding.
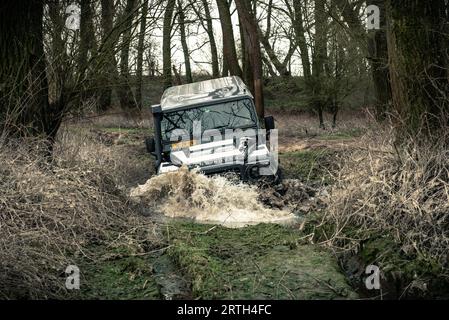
[130,166,297,228]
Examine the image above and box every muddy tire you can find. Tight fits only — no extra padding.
[273,167,283,184]
[246,166,283,186]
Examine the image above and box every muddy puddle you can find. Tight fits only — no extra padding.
[130,166,299,228]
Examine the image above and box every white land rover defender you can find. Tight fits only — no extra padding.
[145,76,280,182]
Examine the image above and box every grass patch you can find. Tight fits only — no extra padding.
[265,98,311,113]
[78,245,160,300]
[165,222,356,299]
[280,149,331,182]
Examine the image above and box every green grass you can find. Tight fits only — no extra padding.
[265,98,311,112]
[78,245,160,300]
[165,222,357,300]
[280,149,332,182]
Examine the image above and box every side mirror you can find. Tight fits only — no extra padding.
[145,136,156,153]
[264,116,275,130]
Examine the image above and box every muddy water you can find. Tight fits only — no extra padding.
[130,166,297,228]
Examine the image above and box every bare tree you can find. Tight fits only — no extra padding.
[216,0,243,77]
[311,0,327,129]
[367,0,391,120]
[258,0,296,77]
[163,0,176,88]
[177,0,193,83]
[118,0,138,109]
[136,0,149,109]
[235,0,264,118]
[98,0,117,111]
[201,0,220,77]
[291,0,311,79]
[190,0,220,77]
[78,0,96,82]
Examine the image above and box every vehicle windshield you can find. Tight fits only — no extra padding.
[161,98,257,142]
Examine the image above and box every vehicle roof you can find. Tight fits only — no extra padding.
[158,76,253,112]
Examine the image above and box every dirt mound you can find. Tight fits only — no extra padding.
[258,179,326,214]
[130,166,296,228]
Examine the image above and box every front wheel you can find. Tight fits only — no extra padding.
[245,166,283,185]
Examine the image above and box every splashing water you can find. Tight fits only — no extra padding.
[130,166,296,228]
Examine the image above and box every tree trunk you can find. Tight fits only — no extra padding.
[239,12,253,92]
[172,65,182,85]
[201,0,220,77]
[98,0,116,111]
[293,0,311,80]
[118,0,137,109]
[367,0,391,120]
[77,0,98,108]
[216,0,243,78]
[386,0,448,140]
[78,0,93,80]
[47,1,67,110]
[221,35,229,77]
[258,27,292,77]
[234,0,264,119]
[258,0,293,77]
[178,0,193,83]
[312,0,327,129]
[163,0,176,89]
[136,0,149,109]
[0,0,62,143]
[334,0,365,74]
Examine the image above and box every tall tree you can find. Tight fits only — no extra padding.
[78,0,96,81]
[216,0,243,78]
[201,0,220,77]
[235,0,264,118]
[136,0,149,109]
[239,8,253,92]
[367,0,391,120]
[190,0,220,77]
[386,0,449,140]
[0,0,63,146]
[163,0,176,88]
[177,0,193,83]
[77,0,98,107]
[259,0,295,77]
[333,0,365,74]
[118,0,138,108]
[311,0,327,129]
[98,0,117,111]
[291,0,311,80]
[47,1,68,115]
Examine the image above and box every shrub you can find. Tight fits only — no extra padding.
[316,127,449,285]
[0,130,157,299]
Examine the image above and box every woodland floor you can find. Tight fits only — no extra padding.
[72,111,370,300]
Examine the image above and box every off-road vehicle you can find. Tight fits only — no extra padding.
[146,76,279,182]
